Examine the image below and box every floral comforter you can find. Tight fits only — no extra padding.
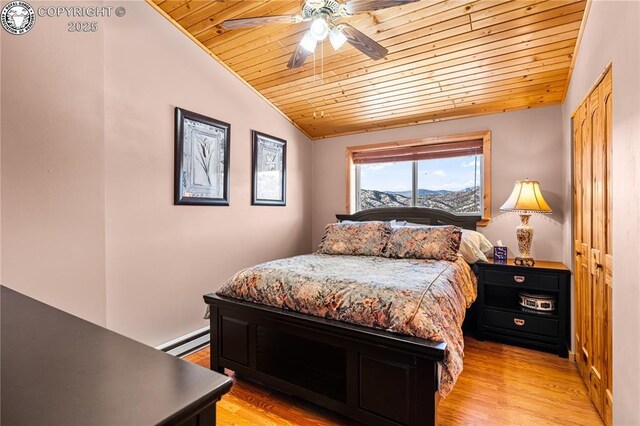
[216,253,477,397]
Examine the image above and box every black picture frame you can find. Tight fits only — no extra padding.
[251,130,287,206]
[174,107,231,206]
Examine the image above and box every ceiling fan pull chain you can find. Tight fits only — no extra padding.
[320,42,324,118]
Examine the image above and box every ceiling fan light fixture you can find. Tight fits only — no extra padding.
[306,0,326,9]
[329,27,347,50]
[310,17,329,40]
[300,31,318,52]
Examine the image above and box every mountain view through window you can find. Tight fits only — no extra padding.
[357,155,482,214]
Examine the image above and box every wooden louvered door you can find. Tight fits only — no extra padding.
[572,67,612,426]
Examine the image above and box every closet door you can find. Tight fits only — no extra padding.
[572,103,584,379]
[573,67,612,426]
[588,81,604,418]
[601,69,613,426]
[575,101,592,385]
[573,105,591,385]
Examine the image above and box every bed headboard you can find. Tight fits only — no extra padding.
[336,207,480,230]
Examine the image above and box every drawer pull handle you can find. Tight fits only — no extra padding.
[513,275,526,283]
[514,318,525,326]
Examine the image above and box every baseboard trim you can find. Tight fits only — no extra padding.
[156,326,210,358]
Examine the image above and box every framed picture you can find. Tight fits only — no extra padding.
[251,131,286,206]
[174,107,230,205]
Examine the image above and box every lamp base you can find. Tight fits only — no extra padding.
[514,256,535,267]
[515,213,535,267]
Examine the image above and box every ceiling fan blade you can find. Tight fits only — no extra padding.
[338,23,388,60]
[344,0,420,14]
[287,43,312,69]
[222,14,301,30]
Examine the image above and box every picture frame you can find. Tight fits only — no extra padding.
[174,107,231,206]
[251,130,287,206]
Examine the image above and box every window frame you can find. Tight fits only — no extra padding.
[346,131,491,226]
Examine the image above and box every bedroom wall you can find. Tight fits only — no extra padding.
[103,1,312,344]
[312,106,565,262]
[560,1,640,423]
[0,0,312,345]
[1,9,108,326]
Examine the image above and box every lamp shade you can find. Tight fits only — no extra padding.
[329,27,347,50]
[500,179,552,213]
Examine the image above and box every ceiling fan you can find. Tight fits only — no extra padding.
[221,0,419,68]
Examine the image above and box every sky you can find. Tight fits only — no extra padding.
[359,155,482,192]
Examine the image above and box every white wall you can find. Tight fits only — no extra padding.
[561,1,640,423]
[1,0,312,345]
[312,106,565,261]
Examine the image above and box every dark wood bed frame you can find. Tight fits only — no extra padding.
[204,207,480,426]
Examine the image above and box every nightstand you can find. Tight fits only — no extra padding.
[475,259,571,357]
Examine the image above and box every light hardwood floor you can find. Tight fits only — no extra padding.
[185,337,602,425]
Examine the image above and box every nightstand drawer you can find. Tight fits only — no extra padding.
[484,309,558,338]
[484,269,558,291]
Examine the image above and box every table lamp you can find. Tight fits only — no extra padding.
[500,179,552,266]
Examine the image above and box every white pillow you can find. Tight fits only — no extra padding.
[459,229,493,264]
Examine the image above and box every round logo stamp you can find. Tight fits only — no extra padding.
[1,1,35,35]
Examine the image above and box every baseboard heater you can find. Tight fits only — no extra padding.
[156,326,210,358]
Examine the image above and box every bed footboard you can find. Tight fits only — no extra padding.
[204,293,445,426]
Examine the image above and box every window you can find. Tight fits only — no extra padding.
[357,162,413,209]
[347,131,491,225]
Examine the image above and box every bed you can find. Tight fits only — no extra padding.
[204,207,481,426]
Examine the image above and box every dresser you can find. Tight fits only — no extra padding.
[1,286,232,425]
[475,260,571,357]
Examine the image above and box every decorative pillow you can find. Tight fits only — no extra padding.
[390,221,492,263]
[383,225,462,261]
[319,221,391,256]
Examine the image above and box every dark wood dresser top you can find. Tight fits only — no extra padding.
[1,285,232,425]
[481,258,570,272]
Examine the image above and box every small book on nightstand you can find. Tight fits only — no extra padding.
[475,258,571,357]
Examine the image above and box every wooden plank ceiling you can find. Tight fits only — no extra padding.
[149,0,588,139]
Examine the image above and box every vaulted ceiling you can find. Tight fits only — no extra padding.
[149,0,588,139]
